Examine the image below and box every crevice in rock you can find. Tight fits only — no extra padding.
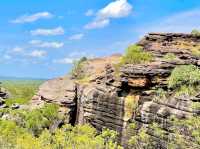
[69,85,78,126]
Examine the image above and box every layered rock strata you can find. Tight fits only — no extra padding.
[32,33,200,148]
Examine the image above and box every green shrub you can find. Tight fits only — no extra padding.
[25,103,59,136]
[163,53,177,61]
[168,65,200,89]
[191,46,200,57]
[191,29,200,36]
[175,85,199,97]
[127,122,150,149]
[71,57,87,79]
[41,103,59,121]
[120,45,153,64]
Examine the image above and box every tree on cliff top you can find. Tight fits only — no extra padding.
[71,57,87,79]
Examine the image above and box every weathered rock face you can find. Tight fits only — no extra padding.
[31,76,77,124]
[32,33,200,148]
[0,86,9,109]
[0,85,10,99]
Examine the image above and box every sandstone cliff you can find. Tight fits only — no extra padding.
[31,33,200,148]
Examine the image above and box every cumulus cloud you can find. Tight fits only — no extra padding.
[29,40,64,48]
[11,12,53,24]
[53,57,75,64]
[85,0,132,29]
[69,33,84,40]
[30,27,65,36]
[29,50,47,58]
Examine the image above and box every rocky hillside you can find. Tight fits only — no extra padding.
[31,33,200,148]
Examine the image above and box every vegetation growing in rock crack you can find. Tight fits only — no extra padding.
[124,95,139,120]
[163,53,178,61]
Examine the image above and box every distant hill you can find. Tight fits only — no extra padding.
[0,76,47,81]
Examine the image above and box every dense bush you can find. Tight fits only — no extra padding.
[0,121,122,149]
[120,45,153,64]
[168,65,200,89]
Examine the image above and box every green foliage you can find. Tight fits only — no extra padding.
[167,116,200,148]
[163,53,177,61]
[124,95,139,120]
[192,102,200,111]
[0,120,122,149]
[127,122,150,149]
[168,65,200,89]
[191,29,200,36]
[1,80,43,106]
[175,84,199,97]
[71,57,87,79]
[25,103,59,136]
[154,88,167,101]
[191,46,200,57]
[120,45,153,64]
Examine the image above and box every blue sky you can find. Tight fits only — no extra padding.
[0,0,200,79]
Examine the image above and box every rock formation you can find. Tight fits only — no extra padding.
[32,33,200,148]
[0,84,9,108]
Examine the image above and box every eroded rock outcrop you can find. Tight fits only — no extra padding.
[31,76,77,124]
[32,33,200,148]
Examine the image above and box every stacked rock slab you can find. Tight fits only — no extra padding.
[32,33,200,148]
[31,76,77,124]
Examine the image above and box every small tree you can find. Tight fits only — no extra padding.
[71,57,87,79]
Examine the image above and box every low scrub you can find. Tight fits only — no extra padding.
[120,45,153,64]
[1,80,43,106]
[191,29,200,36]
[163,53,178,61]
[168,65,200,89]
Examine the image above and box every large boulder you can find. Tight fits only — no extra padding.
[30,76,77,124]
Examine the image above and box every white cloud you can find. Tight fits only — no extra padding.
[12,47,24,53]
[69,33,84,40]
[84,19,110,29]
[29,50,47,58]
[137,9,200,35]
[11,12,53,24]
[30,27,65,36]
[30,40,64,48]
[97,0,132,19]
[85,0,132,29]
[85,9,95,16]
[53,57,75,64]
